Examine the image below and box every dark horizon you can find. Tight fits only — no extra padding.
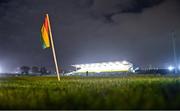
[0,0,180,72]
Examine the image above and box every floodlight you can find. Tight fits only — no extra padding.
[122,61,128,65]
[168,66,174,71]
[115,61,121,65]
[90,64,96,67]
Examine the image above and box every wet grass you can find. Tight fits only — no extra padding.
[0,75,180,110]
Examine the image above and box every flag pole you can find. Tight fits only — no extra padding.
[46,14,60,81]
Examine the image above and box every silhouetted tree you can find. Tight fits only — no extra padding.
[31,66,39,74]
[40,67,47,75]
[20,66,30,75]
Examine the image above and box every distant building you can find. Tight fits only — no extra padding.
[66,61,133,76]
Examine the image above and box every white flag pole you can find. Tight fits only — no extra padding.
[46,14,60,81]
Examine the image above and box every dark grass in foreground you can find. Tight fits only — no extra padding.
[0,76,180,110]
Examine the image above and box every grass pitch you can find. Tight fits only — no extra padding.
[0,75,180,110]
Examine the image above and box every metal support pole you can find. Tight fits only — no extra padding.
[172,31,178,74]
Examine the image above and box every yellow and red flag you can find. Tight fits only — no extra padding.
[41,15,50,49]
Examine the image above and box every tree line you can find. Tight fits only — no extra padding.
[20,66,51,75]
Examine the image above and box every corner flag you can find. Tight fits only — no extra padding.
[41,14,61,81]
[41,15,50,49]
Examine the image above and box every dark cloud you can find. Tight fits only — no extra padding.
[0,0,10,17]
[87,0,165,22]
[0,0,10,4]
[75,0,94,8]
[121,0,165,13]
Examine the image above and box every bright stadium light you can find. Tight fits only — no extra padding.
[122,60,128,65]
[115,61,121,65]
[168,66,174,71]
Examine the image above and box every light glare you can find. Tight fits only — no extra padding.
[168,66,174,71]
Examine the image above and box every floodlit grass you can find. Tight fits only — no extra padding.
[0,75,180,110]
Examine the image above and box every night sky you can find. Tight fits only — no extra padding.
[0,0,180,72]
